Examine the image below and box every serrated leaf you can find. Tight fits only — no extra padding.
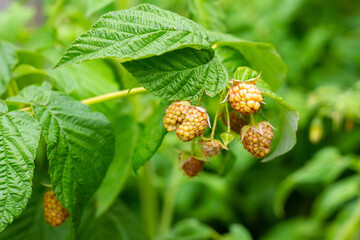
[123,48,227,100]
[0,42,18,95]
[132,101,170,173]
[7,82,52,105]
[274,147,352,217]
[210,31,287,91]
[0,110,41,232]
[95,115,139,217]
[54,3,211,69]
[14,85,115,225]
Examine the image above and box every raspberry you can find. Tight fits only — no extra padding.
[44,190,70,227]
[221,110,249,133]
[182,157,205,177]
[176,107,208,142]
[199,139,226,157]
[164,101,191,132]
[228,81,263,114]
[241,121,274,158]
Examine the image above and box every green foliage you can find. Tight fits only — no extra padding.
[132,101,170,173]
[0,108,40,231]
[0,42,17,95]
[123,48,227,100]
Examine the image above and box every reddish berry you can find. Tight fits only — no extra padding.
[176,107,208,142]
[241,121,274,159]
[228,82,263,114]
[199,139,226,157]
[164,101,191,132]
[182,157,205,177]
[221,110,250,133]
[44,190,70,227]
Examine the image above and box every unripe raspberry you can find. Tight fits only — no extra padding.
[44,190,70,227]
[164,101,191,132]
[182,157,205,177]
[241,121,274,159]
[176,107,208,142]
[199,139,226,157]
[228,82,263,114]
[221,110,250,133]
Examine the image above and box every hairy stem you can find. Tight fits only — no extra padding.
[20,87,148,112]
[225,102,231,133]
[211,90,227,139]
[250,114,256,125]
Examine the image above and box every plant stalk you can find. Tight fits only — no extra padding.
[211,89,227,139]
[20,87,148,112]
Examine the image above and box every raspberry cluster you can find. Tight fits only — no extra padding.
[228,82,263,114]
[241,121,273,159]
[44,190,70,227]
[164,102,208,142]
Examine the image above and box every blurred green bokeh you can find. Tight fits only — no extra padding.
[0,0,359,239]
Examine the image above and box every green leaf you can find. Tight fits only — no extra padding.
[95,115,139,217]
[0,42,18,95]
[54,3,211,69]
[210,31,287,91]
[312,176,360,220]
[49,60,119,117]
[7,82,52,105]
[215,46,249,76]
[14,85,115,225]
[223,224,253,240]
[132,101,170,173]
[233,66,271,90]
[274,147,352,217]
[0,110,41,232]
[123,48,227,100]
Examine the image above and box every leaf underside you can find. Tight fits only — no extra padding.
[0,110,40,232]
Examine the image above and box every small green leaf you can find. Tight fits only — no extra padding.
[233,66,271,90]
[54,3,211,69]
[0,100,7,113]
[123,48,227,100]
[0,110,41,232]
[221,132,234,147]
[0,42,18,95]
[7,82,52,105]
[274,147,352,217]
[95,115,139,217]
[132,101,170,173]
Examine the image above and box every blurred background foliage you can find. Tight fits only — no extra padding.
[0,0,359,239]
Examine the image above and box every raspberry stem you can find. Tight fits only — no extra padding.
[224,103,231,133]
[250,114,256,125]
[20,87,148,112]
[196,90,205,106]
[211,89,227,139]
